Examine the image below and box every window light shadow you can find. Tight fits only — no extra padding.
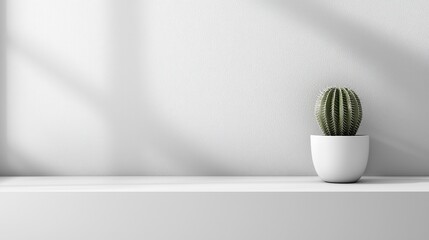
[264,0,429,175]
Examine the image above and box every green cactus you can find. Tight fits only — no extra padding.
[315,87,362,136]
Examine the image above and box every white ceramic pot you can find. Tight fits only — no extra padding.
[311,135,369,183]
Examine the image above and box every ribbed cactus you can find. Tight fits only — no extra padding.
[315,87,362,136]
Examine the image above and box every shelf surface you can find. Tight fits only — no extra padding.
[0,176,429,192]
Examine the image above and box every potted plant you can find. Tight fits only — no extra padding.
[311,87,369,183]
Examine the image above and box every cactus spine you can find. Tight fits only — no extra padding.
[315,87,362,136]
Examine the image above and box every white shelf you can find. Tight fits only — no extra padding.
[0,176,428,192]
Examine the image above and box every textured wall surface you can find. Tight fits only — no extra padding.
[2,0,429,175]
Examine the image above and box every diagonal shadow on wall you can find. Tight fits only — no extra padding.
[6,1,428,175]
[3,0,234,175]
[105,0,235,175]
[263,0,429,175]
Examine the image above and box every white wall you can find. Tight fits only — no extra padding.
[2,0,429,175]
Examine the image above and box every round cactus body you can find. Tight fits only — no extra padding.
[315,87,362,136]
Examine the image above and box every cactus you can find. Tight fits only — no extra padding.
[315,87,362,136]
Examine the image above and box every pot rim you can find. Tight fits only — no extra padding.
[311,135,369,138]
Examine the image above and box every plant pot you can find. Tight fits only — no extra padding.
[311,135,369,183]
